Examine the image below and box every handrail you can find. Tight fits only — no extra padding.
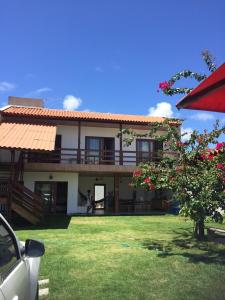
[23,148,178,166]
[11,182,44,218]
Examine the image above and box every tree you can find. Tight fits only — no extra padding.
[121,120,225,240]
[158,50,217,96]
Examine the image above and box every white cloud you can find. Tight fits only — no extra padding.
[63,95,82,110]
[190,112,215,121]
[181,127,193,142]
[25,87,52,97]
[0,81,16,92]
[35,87,52,94]
[148,102,174,118]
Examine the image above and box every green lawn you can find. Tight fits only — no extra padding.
[14,215,225,300]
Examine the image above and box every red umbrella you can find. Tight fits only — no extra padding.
[176,62,225,113]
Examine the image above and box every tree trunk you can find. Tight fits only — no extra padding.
[194,219,205,240]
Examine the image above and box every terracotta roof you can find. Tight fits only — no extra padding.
[0,122,56,151]
[2,106,167,124]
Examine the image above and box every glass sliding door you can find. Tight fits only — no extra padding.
[136,139,154,164]
[85,137,115,165]
[35,181,68,213]
[86,137,101,164]
[35,182,54,213]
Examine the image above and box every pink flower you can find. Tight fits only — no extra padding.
[144,177,151,184]
[215,142,225,151]
[159,81,172,91]
[208,154,214,160]
[149,184,155,191]
[133,170,141,177]
[200,154,207,161]
[217,163,225,170]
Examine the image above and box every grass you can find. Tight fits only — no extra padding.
[14,215,225,300]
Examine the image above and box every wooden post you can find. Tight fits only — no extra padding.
[78,121,81,163]
[20,152,24,183]
[8,181,12,220]
[10,150,15,182]
[8,149,15,220]
[119,123,123,165]
[114,175,120,213]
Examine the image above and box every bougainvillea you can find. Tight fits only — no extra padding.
[126,120,225,240]
[158,50,217,96]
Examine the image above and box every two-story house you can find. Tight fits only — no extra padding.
[0,97,180,224]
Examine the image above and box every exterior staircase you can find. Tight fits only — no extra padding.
[0,161,44,225]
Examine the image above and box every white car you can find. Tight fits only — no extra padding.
[0,214,45,300]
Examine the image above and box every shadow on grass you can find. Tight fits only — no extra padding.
[12,213,71,230]
[142,228,225,265]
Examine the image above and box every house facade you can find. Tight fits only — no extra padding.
[0,97,180,223]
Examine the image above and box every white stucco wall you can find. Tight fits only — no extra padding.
[23,171,79,214]
[56,125,78,162]
[80,126,120,150]
[56,125,165,166]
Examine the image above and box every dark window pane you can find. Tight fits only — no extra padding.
[0,221,18,277]
[86,138,101,164]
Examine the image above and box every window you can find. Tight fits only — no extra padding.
[86,137,101,164]
[0,220,19,281]
[85,137,115,164]
[136,139,163,163]
[136,139,154,163]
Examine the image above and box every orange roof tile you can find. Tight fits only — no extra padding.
[2,106,167,124]
[0,122,56,151]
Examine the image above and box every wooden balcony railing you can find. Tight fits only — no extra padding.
[24,148,178,166]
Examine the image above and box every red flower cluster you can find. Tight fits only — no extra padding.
[200,143,225,161]
[217,163,225,171]
[158,81,173,91]
[143,177,151,183]
[216,142,225,151]
[149,184,155,190]
[142,177,155,190]
[133,170,141,177]
[200,149,215,161]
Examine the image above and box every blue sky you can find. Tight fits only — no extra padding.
[0,0,225,137]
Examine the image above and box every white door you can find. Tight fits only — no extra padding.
[94,185,105,209]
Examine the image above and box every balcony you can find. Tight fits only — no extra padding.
[24,148,174,164]
[23,148,177,171]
